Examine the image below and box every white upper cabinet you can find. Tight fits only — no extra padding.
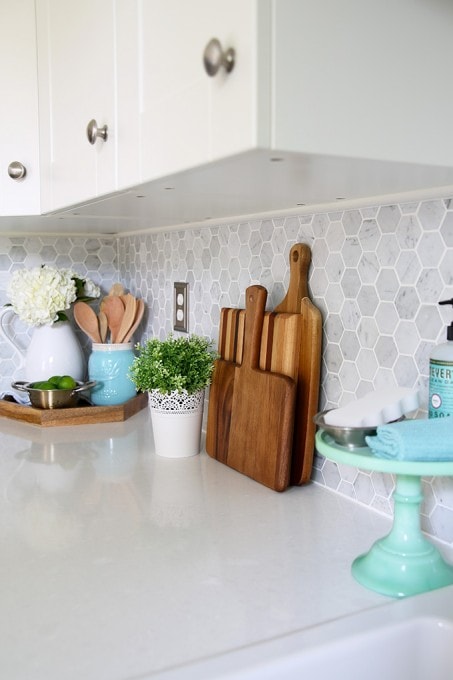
[117,0,453,224]
[0,1,41,216]
[36,0,140,212]
[271,0,453,169]
[36,0,116,211]
[137,0,453,183]
[2,0,453,229]
[138,0,266,181]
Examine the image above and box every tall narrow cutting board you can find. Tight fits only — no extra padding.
[226,286,296,492]
[274,244,322,485]
[206,309,241,463]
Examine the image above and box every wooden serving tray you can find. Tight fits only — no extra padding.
[0,392,148,427]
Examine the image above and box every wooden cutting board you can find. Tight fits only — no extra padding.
[205,357,235,463]
[206,308,301,464]
[274,244,322,485]
[209,243,322,485]
[216,307,301,377]
[226,286,296,492]
[206,309,240,463]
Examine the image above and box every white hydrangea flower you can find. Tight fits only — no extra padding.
[7,265,100,327]
[82,279,101,299]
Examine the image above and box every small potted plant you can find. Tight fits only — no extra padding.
[129,333,217,458]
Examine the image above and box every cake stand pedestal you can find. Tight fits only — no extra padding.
[315,430,453,598]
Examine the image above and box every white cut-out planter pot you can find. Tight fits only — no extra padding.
[148,389,205,458]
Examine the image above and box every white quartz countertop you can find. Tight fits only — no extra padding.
[0,409,450,679]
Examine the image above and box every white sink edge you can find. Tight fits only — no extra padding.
[147,584,453,679]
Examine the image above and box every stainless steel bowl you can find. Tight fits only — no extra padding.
[12,380,96,409]
[313,410,377,449]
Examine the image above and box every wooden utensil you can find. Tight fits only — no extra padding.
[226,285,296,492]
[123,298,145,343]
[98,310,108,343]
[73,301,102,343]
[275,244,322,485]
[116,293,137,343]
[102,295,125,343]
[108,283,125,297]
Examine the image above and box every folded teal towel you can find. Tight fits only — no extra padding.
[365,418,453,461]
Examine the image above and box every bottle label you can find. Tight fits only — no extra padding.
[429,359,453,418]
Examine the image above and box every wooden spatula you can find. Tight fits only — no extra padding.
[98,310,108,343]
[123,298,145,343]
[116,294,137,343]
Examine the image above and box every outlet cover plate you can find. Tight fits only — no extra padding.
[174,282,188,332]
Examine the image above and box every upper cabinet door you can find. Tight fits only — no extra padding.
[273,0,453,168]
[37,0,118,212]
[138,0,269,182]
[0,0,41,216]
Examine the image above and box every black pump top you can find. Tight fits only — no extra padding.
[439,299,453,341]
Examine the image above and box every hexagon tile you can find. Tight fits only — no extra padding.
[0,236,118,387]
[119,195,453,546]
[1,196,453,545]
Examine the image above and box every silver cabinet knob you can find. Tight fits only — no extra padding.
[7,161,27,180]
[86,119,108,145]
[203,38,235,77]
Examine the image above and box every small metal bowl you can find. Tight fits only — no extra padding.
[313,410,377,449]
[12,380,96,410]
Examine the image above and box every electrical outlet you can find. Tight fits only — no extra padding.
[173,282,188,332]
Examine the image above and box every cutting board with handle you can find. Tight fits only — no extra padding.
[206,306,301,466]
[274,244,322,485]
[226,285,297,492]
[207,243,322,486]
[216,306,301,377]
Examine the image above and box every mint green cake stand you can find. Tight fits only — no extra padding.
[315,430,453,598]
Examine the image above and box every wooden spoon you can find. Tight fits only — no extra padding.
[102,296,125,343]
[74,301,102,343]
[98,310,108,343]
[116,294,137,344]
[108,282,125,297]
[123,298,145,342]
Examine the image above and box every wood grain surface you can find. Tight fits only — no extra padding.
[226,286,296,492]
[274,244,322,484]
[207,308,301,466]
[0,392,148,427]
[210,243,322,486]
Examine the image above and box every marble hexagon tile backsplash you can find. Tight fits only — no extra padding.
[0,197,452,544]
[120,196,453,545]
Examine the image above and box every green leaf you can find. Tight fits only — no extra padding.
[129,333,218,395]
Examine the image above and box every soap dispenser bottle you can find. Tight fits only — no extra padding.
[429,298,453,418]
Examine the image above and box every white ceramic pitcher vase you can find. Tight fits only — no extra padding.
[0,307,85,382]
